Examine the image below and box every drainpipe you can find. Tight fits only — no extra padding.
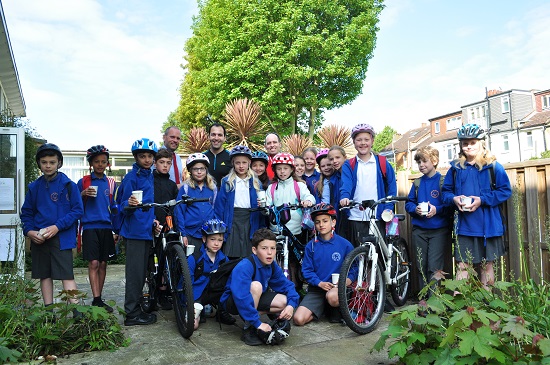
[516,122,522,161]
[485,87,492,150]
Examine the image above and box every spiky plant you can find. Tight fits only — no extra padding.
[224,98,267,150]
[317,124,353,149]
[181,126,209,153]
[282,134,313,156]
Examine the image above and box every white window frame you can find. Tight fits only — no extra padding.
[543,95,550,110]
[526,131,533,148]
[502,134,509,152]
[434,122,440,134]
[501,96,510,113]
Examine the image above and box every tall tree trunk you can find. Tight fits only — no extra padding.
[308,106,317,139]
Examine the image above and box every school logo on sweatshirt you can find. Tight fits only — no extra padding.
[431,190,440,198]
[51,192,59,202]
[332,252,341,262]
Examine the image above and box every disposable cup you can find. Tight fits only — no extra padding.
[257,190,266,207]
[419,202,429,215]
[132,190,143,204]
[381,209,393,222]
[461,197,473,211]
[194,303,203,320]
[186,245,195,256]
[331,273,340,285]
[89,185,98,197]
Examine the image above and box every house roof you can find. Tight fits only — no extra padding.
[381,125,431,153]
[413,130,457,150]
[522,110,550,129]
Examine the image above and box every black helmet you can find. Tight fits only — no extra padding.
[310,203,337,219]
[257,318,291,345]
[86,145,110,163]
[201,219,227,235]
[457,124,487,140]
[36,143,63,167]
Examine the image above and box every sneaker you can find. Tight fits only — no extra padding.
[158,294,173,311]
[72,308,84,320]
[216,308,236,325]
[124,311,157,326]
[199,310,206,324]
[328,307,343,323]
[241,327,263,346]
[384,299,395,313]
[92,299,114,313]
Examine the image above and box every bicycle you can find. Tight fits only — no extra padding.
[337,196,411,334]
[125,196,209,338]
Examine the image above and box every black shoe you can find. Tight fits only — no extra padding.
[92,299,114,313]
[124,311,157,326]
[328,306,342,323]
[72,308,84,320]
[158,294,173,311]
[384,299,395,313]
[216,308,236,325]
[199,310,206,324]
[241,327,263,346]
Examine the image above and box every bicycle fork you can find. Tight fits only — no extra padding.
[365,243,379,292]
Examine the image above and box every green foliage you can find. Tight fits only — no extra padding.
[372,125,396,153]
[373,272,550,364]
[178,0,384,138]
[540,150,550,159]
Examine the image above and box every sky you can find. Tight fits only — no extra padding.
[3,0,550,151]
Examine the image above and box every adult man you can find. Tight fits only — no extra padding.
[205,123,231,187]
[162,126,184,188]
[264,133,282,180]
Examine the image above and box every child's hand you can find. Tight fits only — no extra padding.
[301,200,313,208]
[415,205,423,215]
[128,195,139,206]
[258,322,272,333]
[340,198,350,207]
[182,236,189,247]
[40,225,59,240]
[153,220,161,236]
[278,305,294,320]
[453,195,465,211]
[468,196,481,212]
[318,281,333,291]
[29,230,45,245]
[426,203,437,218]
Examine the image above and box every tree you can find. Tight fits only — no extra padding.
[176,0,383,138]
[372,126,396,153]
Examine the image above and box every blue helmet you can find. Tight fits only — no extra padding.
[230,145,252,160]
[251,151,269,164]
[131,138,158,155]
[457,124,487,140]
[201,219,227,235]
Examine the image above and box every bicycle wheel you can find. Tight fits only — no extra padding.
[390,238,410,307]
[141,268,158,313]
[338,245,385,335]
[168,244,194,338]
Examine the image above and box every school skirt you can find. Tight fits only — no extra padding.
[223,207,251,258]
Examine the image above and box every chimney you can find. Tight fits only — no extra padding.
[487,89,501,97]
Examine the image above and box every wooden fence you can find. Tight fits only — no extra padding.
[396,159,550,294]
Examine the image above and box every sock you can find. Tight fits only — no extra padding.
[93,296,102,304]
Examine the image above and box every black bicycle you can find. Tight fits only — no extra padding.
[126,196,209,338]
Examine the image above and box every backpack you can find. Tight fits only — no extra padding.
[111,184,125,234]
[349,154,389,195]
[413,174,445,199]
[269,180,301,226]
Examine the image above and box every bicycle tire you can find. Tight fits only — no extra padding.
[338,245,385,335]
[141,268,158,313]
[390,238,410,307]
[168,244,194,338]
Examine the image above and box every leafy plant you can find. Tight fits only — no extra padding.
[317,124,352,150]
[373,270,550,364]
[281,134,313,156]
[223,98,267,150]
[181,126,209,154]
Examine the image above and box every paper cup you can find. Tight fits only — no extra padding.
[461,197,473,211]
[419,202,429,215]
[132,190,143,204]
[186,245,195,256]
[381,209,393,222]
[331,273,340,285]
[194,303,203,320]
[89,185,98,197]
[257,190,266,207]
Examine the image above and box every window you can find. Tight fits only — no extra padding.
[434,122,440,134]
[446,116,461,130]
[503,134,509,152]
[481,105,486,117]
[470,108,475,121]
[445,144,454,161]
[526,131,533,148]
[543,95,550,110]
[501,96,510,113]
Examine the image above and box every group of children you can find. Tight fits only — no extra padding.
[20,121,511,345]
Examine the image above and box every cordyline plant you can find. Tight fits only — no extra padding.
[373,269,550,364]
[282,134,313,156]
[317,124,353,150]
[181,126,209,154]
[223,98,267,150]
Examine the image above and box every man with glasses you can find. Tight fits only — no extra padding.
[205,123,231,187]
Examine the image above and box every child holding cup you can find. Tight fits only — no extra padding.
[405,146,452,295]
[441,124,511,289]
[293,203,354,326]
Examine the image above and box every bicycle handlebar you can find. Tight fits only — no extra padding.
[124,196,211,211]
[339,196,408,211]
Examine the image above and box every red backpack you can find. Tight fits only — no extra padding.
[348,154,389,196]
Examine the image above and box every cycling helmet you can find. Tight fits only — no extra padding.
[131,138,158,155]
[315,148,330,165]
[251,151,269,164]
[351,123,376,140]
[86,145,109,163]
[201,219,227,235]
[36,143,63,167]
[271,152,295,167]
[310,202,337,219]
[457,124,487,140]
[230,145,253,160]
[257,318,291,345]
[186,152,210,168]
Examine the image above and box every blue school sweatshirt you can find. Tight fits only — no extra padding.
[119,163,154,240]
[20,172,83,250]
[174,183,216,238]
[77,174,115,230]
[301,233,354,286]
[405,172,451,230]
[220,255,299,329]
[187,245,228,301]
[304,170,320,197]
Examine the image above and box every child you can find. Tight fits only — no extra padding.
[251,151,270,190]
[118,138,160,326]
[266,153,315,290]
[328,146,347,233]
[219,228,300,346]
[214,145,263,259]
[441,124,511,289]
[77,145,116,312]
[339,124,397,247]
[293,203,354,326]
[20,143,83,312]
[405,146,452,293]
[302,147,320,196]
[153,148,179,309]
[314,148,333,204]
[187,219,235,329]
[175,153,217,249]
[294,155,306,180]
